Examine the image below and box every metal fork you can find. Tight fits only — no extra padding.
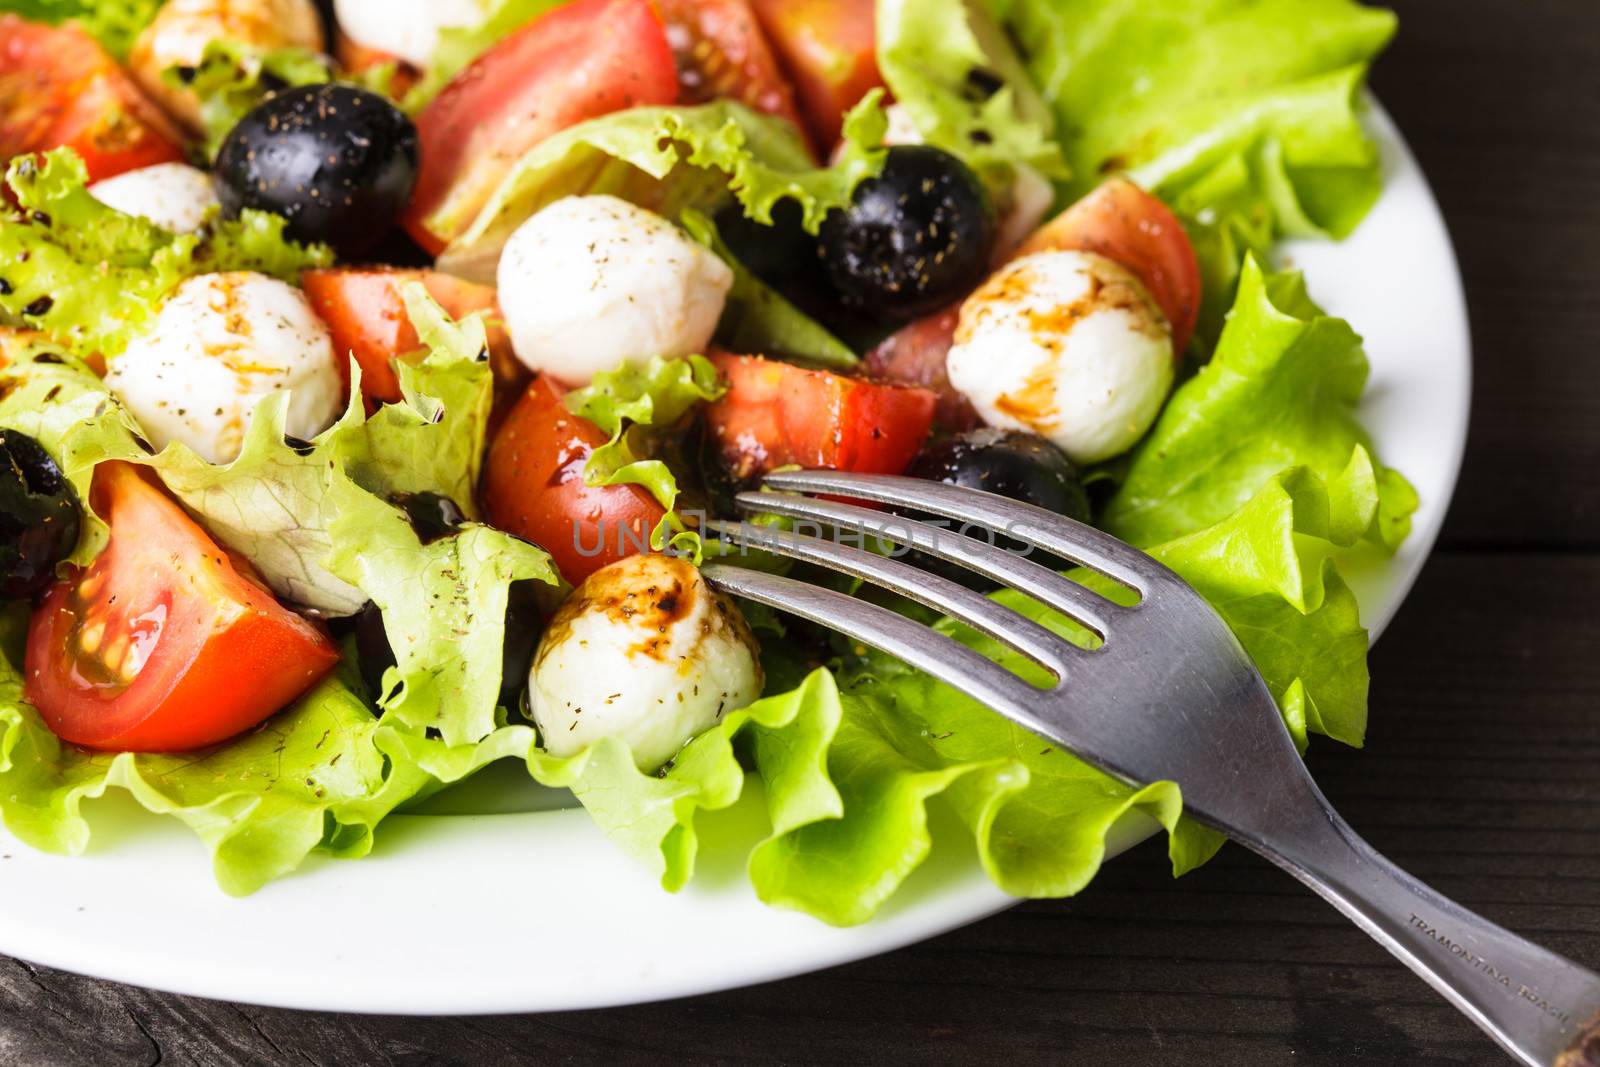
[701,470,1600,1067]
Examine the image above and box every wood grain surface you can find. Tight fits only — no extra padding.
[2,1,1596,1063]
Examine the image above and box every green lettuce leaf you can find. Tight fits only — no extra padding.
[401,0,558,112]
[0,604,522,895]
[341,285,499,514]
[1103,257,1418,550]
[0,149,332,358]
[0,289,559,894]
[876,0,1066,183]
[998,0,1396,342]
[530,460,1371,925]
[3,283,558,751]
[327,490,556,745]
[745,457,1372,924]
[437,97,888,282]
[680,209,858,369]
[513,663,843,893]
[30,283,499,616]
[0,340,139,566]
[564,352,726,553]
[0,0,161,59]
[171,40,334,159]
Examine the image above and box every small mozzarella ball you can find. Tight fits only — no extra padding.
[528,554,764,771]
[90,163,220,233]
[334,0,488,67]
[106,272,343,465]
[497,195,733,386]
[946,250,1174,464]
[131,0,324,130]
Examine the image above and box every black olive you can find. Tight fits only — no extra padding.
[354,602,395,701]
[0,431,81,599]
[213,84,419,257]
[392,491,466,545]
[355,581,546,711]
[902,428,1089,589]
[498,579,545,713]
[908,428,1091,522]
[818,146,995,323]
[715,199,832,303]
[711,202,888,351]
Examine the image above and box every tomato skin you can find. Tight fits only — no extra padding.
[748,0,881,149]
[865,306,982,434]
[1016,177,1203,355]
[24,464,339,752]
[653,0,806,138]
[0,16,184,182]
[484,376,667,584]
[403,0,680,255]
[302,268,516,404]
[704,351,936,482]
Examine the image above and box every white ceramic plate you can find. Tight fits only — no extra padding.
[0,103,1470,1014]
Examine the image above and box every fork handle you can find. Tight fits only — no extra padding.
[1249,796,1600,1065]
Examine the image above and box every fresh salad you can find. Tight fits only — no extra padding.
[0,0,1415,923]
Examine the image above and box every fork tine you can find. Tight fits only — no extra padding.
[701,565,1049,716]
[731,491,1126,636]
[704,519,1081,676]
[759,470,1157,592]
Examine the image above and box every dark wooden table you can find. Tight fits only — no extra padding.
[3,1,1596,1063]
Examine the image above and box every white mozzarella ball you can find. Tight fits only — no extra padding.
[333,0,488,67]
[106,272,343,465]
[496,195,733,386]
[528,554,764,771]
[90,163,220,234]
[946,250,1175,464]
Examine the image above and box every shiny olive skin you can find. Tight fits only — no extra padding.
[355,492,544,709]
[903,428,1088,588]
[0,430,80,599]
[391,491,467,545]
[818,146,995,322]
[214,84,419,257]
[907,428,1091,524]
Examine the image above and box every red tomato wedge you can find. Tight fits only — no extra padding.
[0,16,184,182]
[484,376,667,585]
[403,0,680,255]
[653,0,806,136]
[25,464,339,752]
[748,0,882,149]
[704,351,936,482]
[1016,177,1203,355]
[303,267,515,404]
[865,306,982,434]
